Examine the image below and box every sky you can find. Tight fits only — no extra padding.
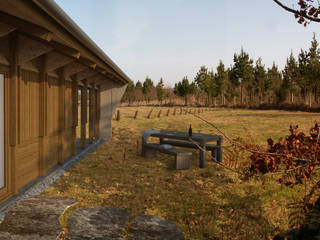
[55,0,320,87]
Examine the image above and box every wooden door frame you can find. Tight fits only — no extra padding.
[0,68,11,202]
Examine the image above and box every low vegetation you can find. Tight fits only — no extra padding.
[44,107,319,240]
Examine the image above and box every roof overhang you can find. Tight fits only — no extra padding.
[0,0,130,85]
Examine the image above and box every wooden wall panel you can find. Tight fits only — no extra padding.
[62,81,74,159]
[43,134,59,172]
[0,68,11,203]
[47,76,59,135]
[30,74,40,140]
[20,70,39,143]
[63,128,74,159]
[15,70,41,190]
[65,81,73,129]
[44,76,60,172]
[15,141,39,189]
[3,65,86,201]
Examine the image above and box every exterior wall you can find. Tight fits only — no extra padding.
[0,66,10,203]
[0,59,127,205]
[99,81,127,140]
[16,70,41,189]
[44,75,60,173]
[0,67,79,198]
[0,5,129,205]
[0,74,4,189]
[99,82,112,140]
[63,81,75,159]
[0,64,128,202]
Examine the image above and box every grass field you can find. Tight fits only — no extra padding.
[44,107,320,240]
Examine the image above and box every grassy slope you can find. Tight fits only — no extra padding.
[44,107,320,240]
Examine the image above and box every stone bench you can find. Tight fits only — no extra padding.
[160,139,222,162]
[142,143,191,170]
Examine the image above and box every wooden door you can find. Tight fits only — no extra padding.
[0,74,4,189]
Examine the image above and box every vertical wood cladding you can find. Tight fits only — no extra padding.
[16,70,40,189]
[64,80,74,159]
[44,76,59,172]
[47,76,59,135]
[0,64,103,204]
[19,70,40,143]
[65,81,73,129]
[15,70,78,189]
[0,67,11,203]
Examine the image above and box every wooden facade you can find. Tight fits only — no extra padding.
[0,0,129,204]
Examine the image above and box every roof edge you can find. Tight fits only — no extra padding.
[31,0,130,84]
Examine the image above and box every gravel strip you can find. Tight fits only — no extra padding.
[0,139,105,222]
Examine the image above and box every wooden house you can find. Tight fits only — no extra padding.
[0,0,129,204]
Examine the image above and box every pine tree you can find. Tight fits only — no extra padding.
[156,78,165,105]
[307,33,320,104]
[135,81,143,90]
[254,57,267,105]
[224,67,236,104]
[174,77,195,105]
[126,81,134,92]
[282,52,298,103]
[230,48,254,105]
[194,66,211,105]
[122,81,135,103]
[142,77,154,103]
[208,70,218,106]
[216,60,228,105]
[297,49,311,105]
[266,62,282,104]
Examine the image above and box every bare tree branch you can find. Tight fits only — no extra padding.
[273,0,320,23]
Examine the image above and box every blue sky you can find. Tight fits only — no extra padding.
[55,0,319,87]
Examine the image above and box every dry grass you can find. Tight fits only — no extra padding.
[44,107,320,240]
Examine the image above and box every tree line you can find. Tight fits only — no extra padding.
[122,34,320,108]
